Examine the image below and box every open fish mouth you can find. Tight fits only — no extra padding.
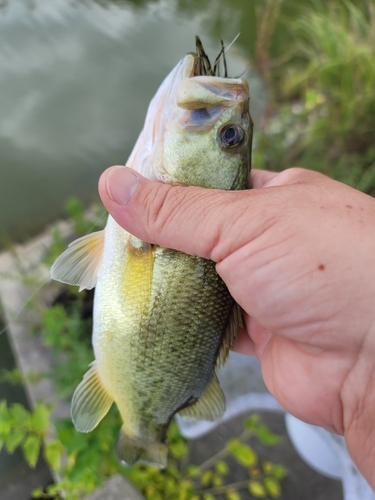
[194,35,228,77]
[125,35,249,179]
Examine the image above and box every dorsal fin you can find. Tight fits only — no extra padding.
[51,230,104,291]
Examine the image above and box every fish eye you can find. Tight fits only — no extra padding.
[219,124,245,150]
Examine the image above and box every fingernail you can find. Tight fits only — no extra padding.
[106,166,139,205]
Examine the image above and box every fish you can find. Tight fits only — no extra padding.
[51,36,253,469]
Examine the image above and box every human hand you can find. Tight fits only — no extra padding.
[99,165,375,487]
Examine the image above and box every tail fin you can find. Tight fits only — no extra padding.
[116,426,168,469]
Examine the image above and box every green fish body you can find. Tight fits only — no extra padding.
[51,42,252,468]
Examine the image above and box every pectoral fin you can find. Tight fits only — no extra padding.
[178,374,225,421]
[51,230,104,291]
[71,361,113,432]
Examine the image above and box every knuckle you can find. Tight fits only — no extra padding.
[142,183,173,229]
[138,179,225,255]
[140,182,190,236]
[287,167,324,183]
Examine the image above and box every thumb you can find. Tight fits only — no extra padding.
[98,165,271,261]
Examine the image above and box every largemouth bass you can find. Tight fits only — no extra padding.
[51,37,253,468]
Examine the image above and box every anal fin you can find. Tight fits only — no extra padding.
[71,361,113,432]
[178,374,225,421]
[51,230,105,291]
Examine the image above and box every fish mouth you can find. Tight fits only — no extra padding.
[177,44,249,112]
[193,35,228,78]
[181,36,248,101]
[126,36,249,180]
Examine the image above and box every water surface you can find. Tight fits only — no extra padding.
[0,0,264,243]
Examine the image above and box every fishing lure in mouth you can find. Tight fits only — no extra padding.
[195,35,228,77]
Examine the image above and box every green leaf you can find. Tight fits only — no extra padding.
[169,439,188,458]
[226,490,241,500]
[201,470,212,486]
[0,402,9,435]
[227,439,257,467]
[22,435,41,468]
[163,477,177,495]
[44,440,63,471]
[244,414,260,430]
[59,428,88,455]
[30,404,51,435]
[262,460,273,474]
[271,463,287,480]
[166,462,181,480]
[305,89,320,110]
[186,464,201,477]
[145,485,160,500]
[226,438,241,452]
[32,487,44,498]
[180,479,194,491]
[254,426,281,445]
[178,490,187,500]
[215,460,229,475]
[262,461,286,480]
[0,420,11,435]
[248,480,266,498]
[9,403,29,426]
[5,429,25,453]
[264,477,281,498]
[1,368,25,385]
[167,419,184,441]
[203,494,216,500]
[212,474,224,486]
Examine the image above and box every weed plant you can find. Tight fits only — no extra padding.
[0,398,286,500]
[254,0,375,194]
[285,1,375,153]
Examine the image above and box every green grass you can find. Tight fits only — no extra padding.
[253,0,375,194]
[286,1,375,151]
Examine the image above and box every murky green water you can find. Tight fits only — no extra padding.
[0,0,264,244]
